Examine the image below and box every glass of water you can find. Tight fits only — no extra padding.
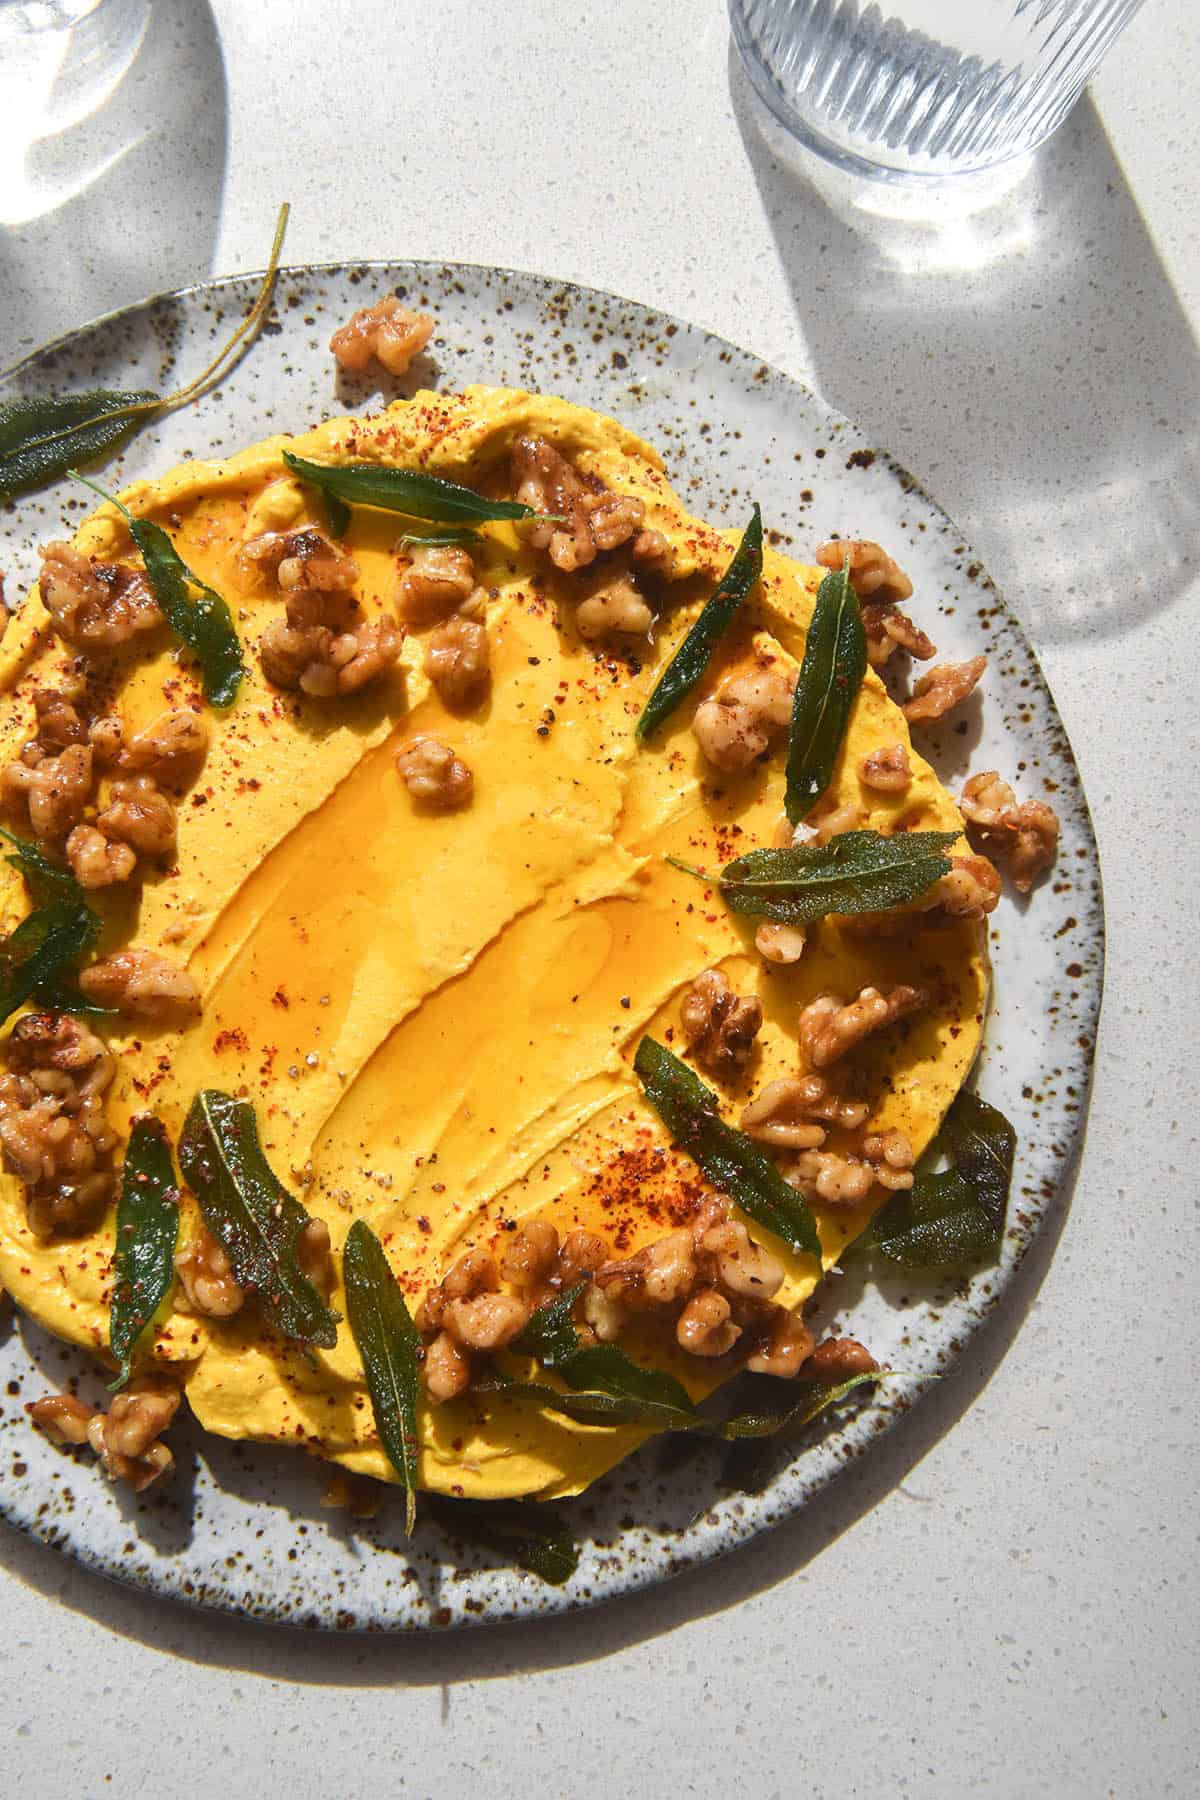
[729,0,1148,182]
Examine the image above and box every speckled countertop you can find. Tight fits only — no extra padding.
[1,1,1196,1795]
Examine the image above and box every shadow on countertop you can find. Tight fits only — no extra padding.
[0,1104,1090,1689]
[726,52,1200,648]
[0,0,227,372]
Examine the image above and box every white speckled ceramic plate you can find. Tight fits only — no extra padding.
[0,264,1103,1630]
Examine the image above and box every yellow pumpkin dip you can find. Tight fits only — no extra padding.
[0,388,991,1503]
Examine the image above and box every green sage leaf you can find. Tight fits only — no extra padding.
[0,391,160,503]
[342,1219,421,1535]
[283,450,536,524]
[721,1372,884,1492]
[785,558,868,822]
[634,1036,821,1259]
[109,1117,181,1391]
[858,1088,1017,1267]
[178,1090,341,1349]
[72,474,244,706]
[668,828,959,925]
[428,1495,578,1587]
[636,505,763,740]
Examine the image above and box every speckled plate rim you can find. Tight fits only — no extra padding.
[0,260,1105,1631]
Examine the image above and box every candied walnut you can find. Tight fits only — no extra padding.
[555,1228,607,1286]
[860,742,912,792]
[574,574,653,642]
[926,854,1002,919]
[4,741,93,844]
[28,1391,95,1446]
[740,1078,830,1150]
[698,1219,784,1302]
[500,1219,559,1290]
[30,687,88,752]
[811,801,863,844]
[754,920,807,965]
[861,603,936,669]
[423,1330,470,1403]
[631,528,673,572]
[298,1219,334,1296]
[0,1014,117,1238]
[816,538,913,602]
[395,735,473,809]
[680,967,763,1074]
[78,950,200,1024]
[38,542,162,652]
[96,775,177,858]
[397,543,476,625]
[25,1174,114,1240]
[788,1071,870,1130]
[861,1128,915,1191]
[746,1308,815,1378]
[692,656,794,772]
[511,435,646,573]
[329,296,435,376]
[88,715,125,766]
[176,1228,244,1318]
[580,1284,625,1343]
[86,1377,179,1492]
[803,1337,878,1380]
[424,614,490,706]
[443,1291,530,1351]
[676,1288,740,1357]
[416,1246,497,1332]
[787,1147,875,1205]
[904,655,987,723]
[119,709,209,781]
[260,609,401,699]
[65,824,137,889]
[597,1229,696,1309]
[243,527,358,593]
[798,984,926,1069]
[961,771,1059,892]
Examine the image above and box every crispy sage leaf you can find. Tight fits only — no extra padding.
[0,206,289,501]
[858,1088,1017,1267]
[0,824,84,907]
[513,1281,698,1414]
[0,391,159,503]
[342,1219,420,1534]
[937,1090,1016,1235]
[634,1036,821,1258]
[178,1091,341,1349]
[0,826,101,1022]
[0,896,100,1025]
[475,1367,699,1432]
[283,450,536,524]
[668,828,959,925]
[785,558,868,822]
[636,505,763,740]
[428,1495,578,1587]
[397,526,481,550]
[478,1354,887,1447]
[721,1372,884,1492]
[109,1117,181,1391]
[73,476,244,705]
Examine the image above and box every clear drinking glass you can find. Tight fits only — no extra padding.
[729,0,1148,181]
